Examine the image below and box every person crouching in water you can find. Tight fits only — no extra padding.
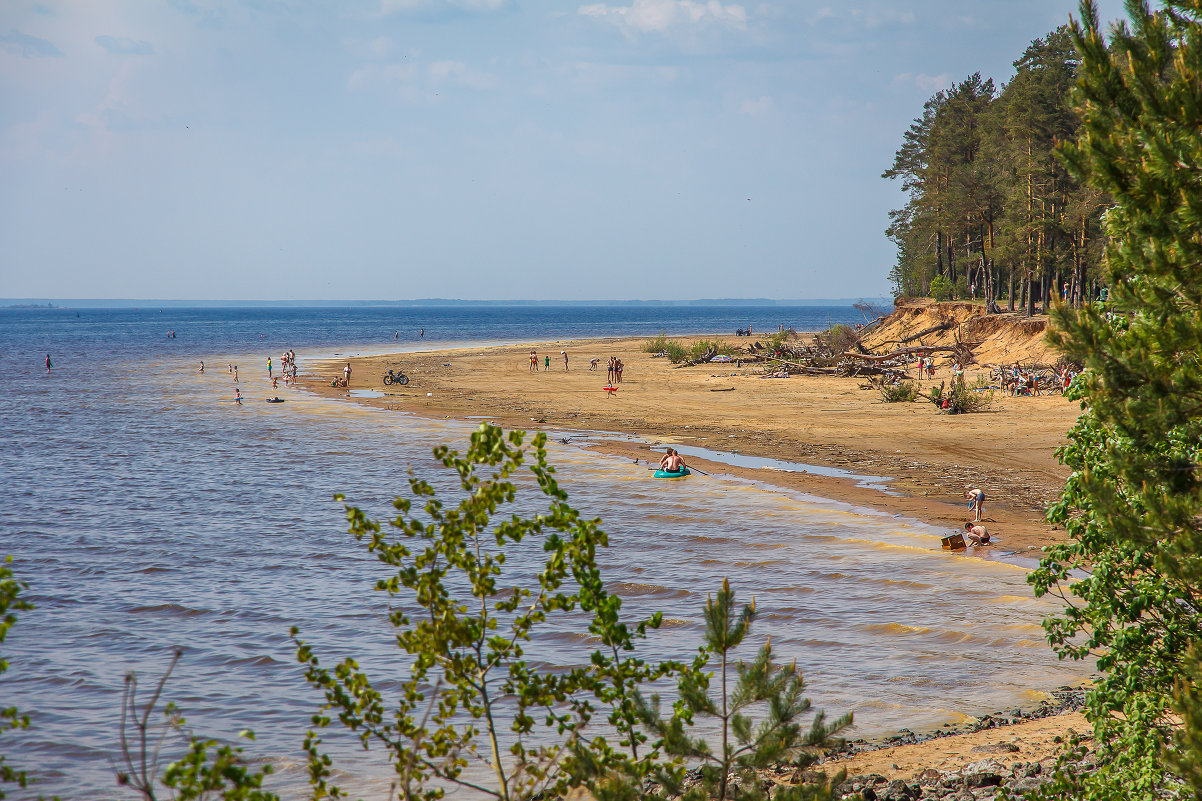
[659,448,686,472]
[964,522,990,546]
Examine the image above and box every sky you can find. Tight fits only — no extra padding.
[0,0,1127,301]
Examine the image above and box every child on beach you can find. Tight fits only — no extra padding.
[965,487,985,521]
[964,522,990,545]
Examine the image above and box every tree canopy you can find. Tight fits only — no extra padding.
[884,26,1108,312]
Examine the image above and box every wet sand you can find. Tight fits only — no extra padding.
[302,334,1081,553]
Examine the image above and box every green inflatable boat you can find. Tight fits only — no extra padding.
[654,467,691,478]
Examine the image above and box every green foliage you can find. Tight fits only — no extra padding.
[928,275,952,301]
[293,424,678,801]
[878,380,919,403]
[638,579,852,801]
[116,651,279,801]
[1169,649,1202,799]
[644,336,736,364]
[929,375,993,414]
[1027,1,1202,798]
[689,339,735,360]
[643,334,672,354]
[884,28,1106,312]
[161,733,278,801]
[0,556,31,799]
[816,325,858,355]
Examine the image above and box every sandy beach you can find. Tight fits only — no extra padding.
[301,322,1080,553]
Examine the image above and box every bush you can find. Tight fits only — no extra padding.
[643,334,671,354]
[930,375,993,414]
[879,380,919,403]
[819,324,859,355]
[929,275,952,301]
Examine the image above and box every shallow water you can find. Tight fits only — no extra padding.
[0,307,1091,798]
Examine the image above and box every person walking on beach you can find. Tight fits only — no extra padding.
[344,362,352,386]
[530,350,538,372]
[544,354,550,371]
[562,351,568,371]
[964,522,990,545]
[965,487,985,522]
[45,354,52,374]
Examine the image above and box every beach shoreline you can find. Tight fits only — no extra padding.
[288,328,1095,784]
[299,331,1081,553]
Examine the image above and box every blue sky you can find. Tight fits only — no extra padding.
[0,0,1125,301]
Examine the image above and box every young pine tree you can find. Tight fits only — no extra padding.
[638,579,852,801]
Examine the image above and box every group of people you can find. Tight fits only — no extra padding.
[606,357,624,384]
[528,349,570,372]
[962,487,989,545]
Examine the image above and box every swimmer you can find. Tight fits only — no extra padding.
[235,388,243,406]
[964,522,990,545]
[199,361,204,373]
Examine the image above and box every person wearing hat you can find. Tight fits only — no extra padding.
[561,351,568,371]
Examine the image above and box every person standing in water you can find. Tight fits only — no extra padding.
[199,361,204,373]
[233,365,239,383]
[45,354,52,374]
[235,388,243,405]
[267,357,272,378]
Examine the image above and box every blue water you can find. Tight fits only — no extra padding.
[0,306,1089,799]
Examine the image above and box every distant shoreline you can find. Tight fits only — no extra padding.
[1,297,889,309]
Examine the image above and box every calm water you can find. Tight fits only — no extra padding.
[0,306,1089,799]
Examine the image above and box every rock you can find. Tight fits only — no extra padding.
[1009,776,1051,793]
[969,742,1021,754]
[914,768,943,785]
[964,771,1004,789]
[1022,762,1042,777]
[879,778,918,800]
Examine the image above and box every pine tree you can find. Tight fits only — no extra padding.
[638,579,852,801]
[1028,1,1202,798]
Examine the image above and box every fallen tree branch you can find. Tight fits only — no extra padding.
[842,345,960,362]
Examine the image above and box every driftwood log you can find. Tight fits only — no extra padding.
[841,345,960,362]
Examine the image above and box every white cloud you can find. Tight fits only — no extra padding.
[428,60,498,89]
[890,72,950,93]
[348,62,418,92]
[740,95,772,115]
[95,35,155,56]
[915,72,949,92]
[578,0,746,34]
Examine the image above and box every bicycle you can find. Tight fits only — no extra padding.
[382,369,410,386]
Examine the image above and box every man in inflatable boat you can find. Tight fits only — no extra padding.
[659,448,687,473]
